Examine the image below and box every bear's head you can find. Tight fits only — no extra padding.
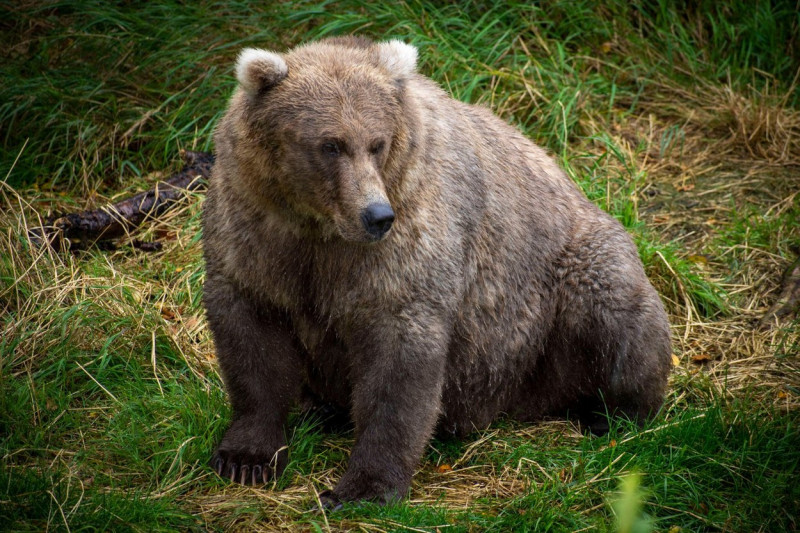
[225,37,419,243]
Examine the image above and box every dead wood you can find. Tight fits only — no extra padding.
[31,150,214,250]
[760,255,800,328]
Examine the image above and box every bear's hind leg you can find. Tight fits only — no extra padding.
[586,300,672,433]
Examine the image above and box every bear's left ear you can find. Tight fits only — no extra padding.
[374,40,418,78]
[236,48,288,95]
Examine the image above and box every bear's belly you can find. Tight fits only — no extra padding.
[292,312,352,410]
[436,338,525,437]
[435,292,557,436]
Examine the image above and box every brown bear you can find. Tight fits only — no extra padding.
[202,36,671,506]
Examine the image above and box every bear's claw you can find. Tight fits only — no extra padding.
[316,490,344,512]
[210,449,277,486]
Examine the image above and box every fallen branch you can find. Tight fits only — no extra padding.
[31,150,214,250]
[760,256,800,327]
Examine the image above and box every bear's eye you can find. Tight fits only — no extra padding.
[321,142,340,157]
[369,140,386,155]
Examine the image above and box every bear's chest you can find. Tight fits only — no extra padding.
[227,213,464,350]
[221,214,311,313]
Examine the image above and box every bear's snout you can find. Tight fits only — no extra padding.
[361,203,395,240]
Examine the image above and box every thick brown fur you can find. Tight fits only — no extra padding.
[202,36,671,504]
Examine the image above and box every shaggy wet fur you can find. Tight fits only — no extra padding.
[202,36,671,504]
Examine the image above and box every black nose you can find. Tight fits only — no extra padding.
[361,203,395,239]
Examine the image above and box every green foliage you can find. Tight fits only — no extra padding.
[3,0,798,189]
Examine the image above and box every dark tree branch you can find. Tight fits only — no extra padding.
[760,256,800,328]
[31,150,214,250]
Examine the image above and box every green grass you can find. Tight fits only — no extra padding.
[2,1,799,531]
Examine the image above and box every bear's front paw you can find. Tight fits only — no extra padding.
[211,418,287,486]
[330,469,409,505]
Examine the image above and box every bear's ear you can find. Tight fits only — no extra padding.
[375,40,418,78]
[236,48,288,95]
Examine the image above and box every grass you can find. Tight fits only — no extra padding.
[2,0,799,531]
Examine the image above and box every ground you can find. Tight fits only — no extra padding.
[1,1,799,531]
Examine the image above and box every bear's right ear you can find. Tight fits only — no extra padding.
[374,40,418,78]
[236,48,288,95]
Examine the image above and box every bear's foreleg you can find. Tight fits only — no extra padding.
[205,275,304,485]
[326,310,449,505]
